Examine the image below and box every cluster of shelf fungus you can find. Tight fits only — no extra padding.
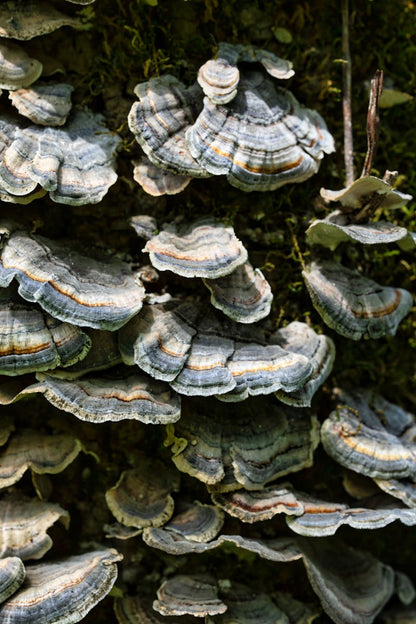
[0,3,414,623]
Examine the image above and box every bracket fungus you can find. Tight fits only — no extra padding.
[0,110,120,205]
[143,220,248,279]
[0,557,25,605]
[0,429,83,489]
[0,1,83,40]
[0,227,145,330]
[115,594,200,623]
[9,83,74,127]
[203,260,273,324]
[105,457,180,529]
[303,260,413,340]
[0,42,42,90]
[153,574,227,617]
[0,549,122,624]
[132,155,191,196]
[32,369,181,424]
[128,75,207,178]
[0,497,69,560]
[320,175,412,214]
[321,389,416,480]
[0,286,91,376]
[197,42,294,105]
[375,478,416,508]
[306,210,413,251]
[211,483,305,523]
[270,321,335,407]
[186,69,335,192]
[119,302,313,398]
[166,396,319,491]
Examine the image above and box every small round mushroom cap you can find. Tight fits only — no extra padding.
[9,83,73,126]
[187,70,334,192]
[321,388,416,480]
[0,549,122,624]
[133,156,191,196]
[128,75,207,177]
[271,321,335,407]
[33,369,181,424]
[197,42,294,105]
[0,42,42,90]
[167,396,319,491]
[320,176,412,211]
[203,261,273,323]
[105,457,180,528]
[0,286,91,376]
[298,537,396,624]
[115,594,200,624]
[154,574,227,617]
[0,557,25,605]
[374,478,416,508]
[0,228,145,330]
[0,109,120,205]
[0,497,69,560]
[286,492,416,536]
[144,220,248,279]
[0,1,83,40]
[0,429,83,489]
[211,482,304,523]
[306,211,411,251]
[303,260,413,340]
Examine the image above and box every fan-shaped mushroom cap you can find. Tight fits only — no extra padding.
[0,110,119,204]
[115,594,200,623]
[33,369,181,424]
[198,43,294,105]
[0,497,69,560]
[0,228,145,330]
[144,220,248,279]
[154,574,227,617]
[203,261,273,323]
[120,302,313,398]
[0,430,83,489]
[142,501,224,554]
[0,286,91,376]
[320,176,412,211]
[0,549,122,623]
[374,478,416,508]
[105,457,180,529]
[0,413,14,444]
[167,396,319,491]
[9,83,73,126]
[129,215,158,241]
[128,75,207,177]
[321,389,416,480]
[298,537,397,624]
[0,1,83,40]
[271,321,335,407]
[211,482,304,523]
[0,42,42,90]
[0,557,25,604]
[50,329,121,379]
[187,69,334,192]
[133,156,191,196]
[306,211,411,250]
[286,492,416,536]
[303,260,413,340]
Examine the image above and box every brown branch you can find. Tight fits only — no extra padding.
[342,0,354,186]
[361,69,383,178]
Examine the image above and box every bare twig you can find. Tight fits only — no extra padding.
[361,69,384,178]
[342,0,354,186]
